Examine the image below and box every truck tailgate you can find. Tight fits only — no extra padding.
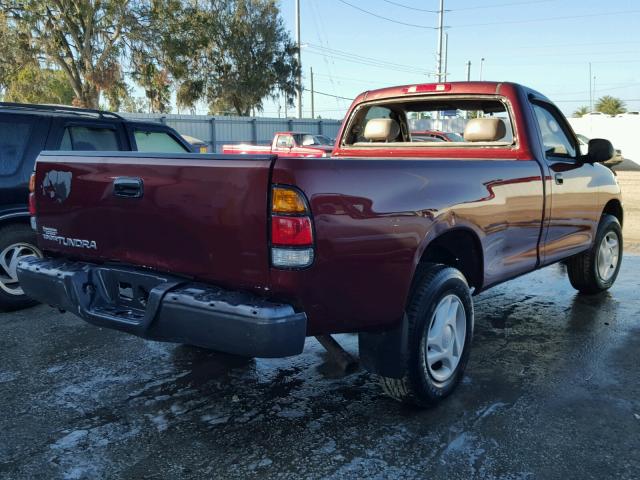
[34,152,274,290]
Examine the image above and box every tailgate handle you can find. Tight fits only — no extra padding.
[113,177,143,198]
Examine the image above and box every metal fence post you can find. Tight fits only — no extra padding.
[288,119,293,131]
[209,117,216,153]
[251,118,257,144]
[318,120,323,135]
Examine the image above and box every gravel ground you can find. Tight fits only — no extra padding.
[1,256,639,479]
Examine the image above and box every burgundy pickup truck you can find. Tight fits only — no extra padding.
[18,82,623,406]
[222,131,333,157]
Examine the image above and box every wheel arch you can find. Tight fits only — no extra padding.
[602,198,623,227]
[414,226,485,293]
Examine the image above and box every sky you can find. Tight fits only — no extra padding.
[258,0,640,119]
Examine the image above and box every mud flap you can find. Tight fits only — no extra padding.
[358,313,409,379]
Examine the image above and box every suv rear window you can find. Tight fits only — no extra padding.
[134,130,188,153]
[60,126,120,151]
[343,97,514,148]
[0,121,32,175]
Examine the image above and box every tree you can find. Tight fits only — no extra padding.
[3,64,75,104]
[573,106,589,118]
[1,1,151,108]
[166,0,299,116]
[595,96,626,116]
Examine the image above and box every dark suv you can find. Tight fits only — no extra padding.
[0,102,192,310]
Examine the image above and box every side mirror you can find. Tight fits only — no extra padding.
[586,138,614,163]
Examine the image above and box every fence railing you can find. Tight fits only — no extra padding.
[118,112,343,152]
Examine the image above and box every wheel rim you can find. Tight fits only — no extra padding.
[597,231,620,282]
[425,294,467,383]
[0,242,42,296]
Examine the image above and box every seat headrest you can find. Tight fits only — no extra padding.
[364,118,400,142]
[463,118,506,142]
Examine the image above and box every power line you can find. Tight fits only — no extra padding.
[453,9,640,28]
[451,0,555,11]
[303,88,355,102]
[336,0,437,29]
[305,44,434,75]
[379,0,438,13]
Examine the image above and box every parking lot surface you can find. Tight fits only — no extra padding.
[1,257,639,479]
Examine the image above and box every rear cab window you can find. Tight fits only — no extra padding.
[341,96,515,150]
[133,129,189,153]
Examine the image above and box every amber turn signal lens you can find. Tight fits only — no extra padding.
[272,187,307,214]
[29,173,36,193]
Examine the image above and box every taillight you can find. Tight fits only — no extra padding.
[28,173,37,230]
[270,186,314,268]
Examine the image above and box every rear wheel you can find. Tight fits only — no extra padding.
[0,223,42,311]
[379,263,474,407]
[567,214,623,294]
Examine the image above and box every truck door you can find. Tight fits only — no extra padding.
[531,101,600,265]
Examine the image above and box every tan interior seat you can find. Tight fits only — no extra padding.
[363,118,400,142]
[463,118,506,142]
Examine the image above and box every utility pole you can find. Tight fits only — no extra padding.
[480,57,485,80]
[443,33,449,82]
[310,67,315,119]
[436,0,444,82]
[295,0,302,119]
[589,62,593,112]
[466,61,471,81]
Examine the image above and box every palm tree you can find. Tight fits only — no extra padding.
[595,96,627,116]
[573,106,589,117]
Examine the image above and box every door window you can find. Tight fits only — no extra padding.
[61,126,120,151]
[276,135,293,148]
[134,130,189,153]
[0,121,32,175]
[532,103,576,158]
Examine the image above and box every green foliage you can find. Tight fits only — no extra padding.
[3,65,75,104]
[161,0,299,116]
[595,96,626,116]
[573,106,590,118]
[1,0,151,108]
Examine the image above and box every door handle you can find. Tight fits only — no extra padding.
[113,177,144,198]
[554,173,564,185]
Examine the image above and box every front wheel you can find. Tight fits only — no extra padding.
[379,263,474,407]
[567,214,623,294]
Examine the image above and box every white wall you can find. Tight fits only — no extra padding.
[568,116,640,164]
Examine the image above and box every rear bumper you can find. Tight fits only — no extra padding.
[17,257,307,358]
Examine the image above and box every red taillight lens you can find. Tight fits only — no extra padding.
[28,193,36,215]
[271,216,313,246]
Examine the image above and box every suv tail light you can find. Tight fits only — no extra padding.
[28,172,37,230]
[270,186,314,268]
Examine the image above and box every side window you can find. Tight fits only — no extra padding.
[532,103,576,158]
[62,126,120,151]
[276,135,293,148]
[134,130,189,153]
[0,121,32,176]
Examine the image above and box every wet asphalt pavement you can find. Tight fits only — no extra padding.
[1,257,639,480]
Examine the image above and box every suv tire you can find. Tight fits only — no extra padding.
[0,223,42,311]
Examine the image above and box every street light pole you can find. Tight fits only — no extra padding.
[295,0,302,119]
[480,57,485,80]
[466,61,471,81]
[436,0,444,82]
[443,33,449,82]
[310,67,315,119]
[589,62,593,111]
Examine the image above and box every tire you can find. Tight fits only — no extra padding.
[379,263,474,407]
[0,223,43,312]
[567,214,623,295]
